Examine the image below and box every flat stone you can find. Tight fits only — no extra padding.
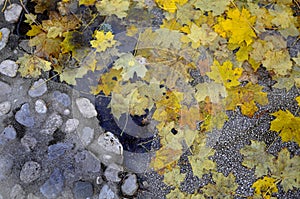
[40,113,63,135]
[0,60,19,77]
[35,99,47,114]
[48,142,73,160]
[76,98,97,118]
[20,161,41,183]
[21,135,37,152]
[40,168,64,199]
[73,181,93,199]
[53,91,71,107]
[28,79,47,97]
[99,184,118,199]
[4,3,23,23]
[64,118,79,133]
[0,155,13,180]
[0,101,11,116]
[15,103,35,127]
[104,163,123,182]
[80,127,94,146]
[10,184,25,199]
[1,125,16,140]
[0,28,10,51]
[121,174,138,196]
[0,81,12,96]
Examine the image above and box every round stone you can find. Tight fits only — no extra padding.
[35,99,47,114]
[20,161,41,183]
[0,101,11,116]
[0,60,19,77]
[28,79,47,97]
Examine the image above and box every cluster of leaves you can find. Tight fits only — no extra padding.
[16,0,300,198]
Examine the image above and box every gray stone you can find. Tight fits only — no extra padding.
[0,28,10,51]
[96,132,123,165]
[0,81,12,96]
[80,127,94,146]
[20,161,41,183]
[4,3,23,23]
[121,174,138,196]
[0,101,11,116]
[35,99,47,114]
[1,125,16,140]
[15,103,35,127]
[0,155,13,180]
[104,163,123,182]
[0,60,19,77]
[28,79,47,97]
[73,181,93,199]
[26,193,40,199]
[53,91,71,107]
[48,142,73,160]
[10,184,25,199]
[99,184,118,199]
[21,135,37,152]
[40,113,63,135]
[74,150,101,173]
[75,98,97,118]
[64,118,79,133]
[63,109,70,115]
[40,168,64,199]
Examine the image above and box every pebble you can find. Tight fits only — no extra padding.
[0,81,12,96]
[1,125,16,141]
[28,79,47,97]
[40,113,63,135]
[10,184,25,199]
[4,3,23,23]
[0,155,13,180]
[35,99,47,114]
[74,150,101,173]
[0,60,19,77]
[99,184,118,199]
[121,174,138,196]
[64,118,79,133]
[0,101,11,116]
[63,109,70,115]
[0,28,10,51]
[48,142,73,160]
[15,103,35,127]
[104,163,123,182]
[21,135,37,152]
[53,91,71,107]
[80,127,94,146]
[20,161,41,183]
[73,181,93,199]
[96,132,123,165]
[76,98,97,118]
[40,168,64,199]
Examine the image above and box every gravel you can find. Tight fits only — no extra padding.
[73,181,94,199]
[0,28,10,51]
[21,135,37,152]
[0,155,13,180]
[40,168,64,199]
[28,79,48,98]
[40,113,63,135]
[80,126,94,146]
[34,99,47,114]
[19,161,41,183]
[15,103,35,127]
[64,118,79,133]
[0,101,11,116]
[10,184,25,199]
[48,142,73,160]
[52,91,71,107]
[99,184,118,199]
[0,81,12,96]
[4,3,23,23]
[0,60,19,77]
[121,174,138,196]
[75,97,97,118]
[104,163,123,182]
[1,125,17,142]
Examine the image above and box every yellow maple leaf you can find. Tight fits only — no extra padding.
[95,0,130,18]
[90,30,117,53]
[79,0,96,6]
[252,176,279,199]
[90,69,122,96]
[296,96,300,106]
[270,110,300,145]
[214,8,256,46]
[17,53,52,78]
[193,0,230,16]
[225,83,268,117]
[207,59,242,89]
[155,0,188,13]
[262,50,293,76]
